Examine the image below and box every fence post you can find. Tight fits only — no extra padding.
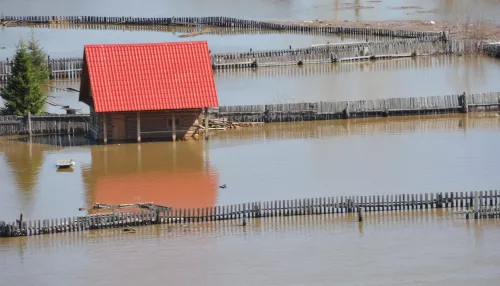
[358,207,364,222]
[342,102,350,119]
[242,204,247,226]
[436,193,443,208]
[204,107,209,140]
[0,221,5,237]
[473,191,479,219]
[47,55,52,78]
[461,92,469,113]
[255,203,261,217]
[16,213,23,230]
[155,209,161,224]
[347,198,353,213]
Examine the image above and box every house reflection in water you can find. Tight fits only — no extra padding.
[82,141,219,213]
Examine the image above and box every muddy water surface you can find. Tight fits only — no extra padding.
[0,0,499,22]
[1,1,500,283]
[0,26,365,58]
[38,55,500,114]
[1,113,500,222]
[214,55,500,105]
[0,211,499,286]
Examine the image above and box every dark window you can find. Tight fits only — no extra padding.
[167,118,180,127]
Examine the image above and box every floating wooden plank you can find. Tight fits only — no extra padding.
[56,159,75,168]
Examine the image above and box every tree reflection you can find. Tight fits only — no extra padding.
[1,138,44,211]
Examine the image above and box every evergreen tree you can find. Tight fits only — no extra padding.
[28,30,50,84]
[0,40,46,115]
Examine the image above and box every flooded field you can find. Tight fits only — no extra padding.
[1,210,500,286]
[0,26,368,58]
[2,0,500,284]
[1,113,500,222]
[214,55,500,105]
[0,0,499,22]
[36,55,500,114]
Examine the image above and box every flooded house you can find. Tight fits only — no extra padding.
[78,41,219,143]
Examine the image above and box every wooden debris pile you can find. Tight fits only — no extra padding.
[178,28,211,38]
[80,202,172,212]
[198,118,264,131]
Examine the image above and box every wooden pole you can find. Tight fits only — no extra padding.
[461,92,469,113]
[172,113,176,141]
[197,109,203,128]
[102,113,107,144]
[137,111,141,143]
[0,221,5,237]
[358,207,364,222]
[27,111,32,136]
[473,191,479,219]
[204,107,209,140]
[242,204,247,226]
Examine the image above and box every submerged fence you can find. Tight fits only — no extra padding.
[0,114,90,135]
[207,92,500,122]
[484,42,500,58]
[0,92,498,135]
[1,15,495,79]
[17,22,404,43]
[0,15,444,39]
[0,57,83,81]
[0,15,452,81]
[1,190,499,237]
[0,39,450,81]
[1,40,490,80]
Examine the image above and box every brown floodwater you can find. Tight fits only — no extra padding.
[0,26,368,58]
[0,210,499,286]
[35,55,500,114]
[1,1,500,283]
[0,0,499,22]
[1,113,500,222]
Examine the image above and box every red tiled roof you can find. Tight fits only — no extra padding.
[82,41,218,112]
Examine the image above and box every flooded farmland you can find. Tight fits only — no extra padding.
[1,113,500,221]
[0,26,369,58]
[1,0,500,284]
[38,55,500,114]
[0,0,499,22]
[1,208,500,286]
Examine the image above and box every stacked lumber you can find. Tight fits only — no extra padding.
[199,118,264,131]
[80,202,172,212]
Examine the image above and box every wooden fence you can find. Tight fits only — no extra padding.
[212,38,457,69]
[1,93,498,135]
[0,38,451,81]
[484,42,500,58]
[1,190,499,237]
[207,92,500,122]
[0,57,83,81]
[2,40,488,80]
[212,38,442,60]
[0,114,90,135]
[0,15,444,39]
[19,22,398,43]
[214,56,467,79]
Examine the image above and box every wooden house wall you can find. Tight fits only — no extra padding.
[88,106,100,141]
[96,109,202,142]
